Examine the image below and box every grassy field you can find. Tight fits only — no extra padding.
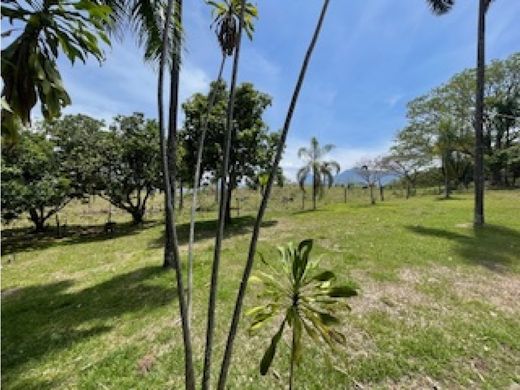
[2,189,520,389]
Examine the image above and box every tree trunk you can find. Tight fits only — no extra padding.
[163,192,174,268]
[301,191,305,210]
[186,53,227,327]
[406,182,410,199]
[474,0,486,226]
[444,162,450,199]
[202,1,246,386]
[225,186,232,226]
[344,185,347,203]
[379,185,384,202]
[131,209,144,225]
[179,181,183,210]
[157,1,195,388]
[370,185,375,205]
[29,208,45,232]
[312,169,317,210]
[217,1,331,387]
[289,328,296,390]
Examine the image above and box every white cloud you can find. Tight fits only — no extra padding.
[59,40,210,122]
[385,94,403,107]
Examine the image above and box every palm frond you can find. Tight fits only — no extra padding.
[426,0,455,15]
[297,166,310,191]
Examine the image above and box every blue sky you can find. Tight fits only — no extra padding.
[54,0,520,178]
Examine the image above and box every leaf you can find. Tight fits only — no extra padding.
[260,320,285,376]
[327,285,358,298]
[318,311,340,326]
[296,239,313,281]
[312,270,335,282]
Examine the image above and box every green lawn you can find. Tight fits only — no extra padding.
[2,190,520,389]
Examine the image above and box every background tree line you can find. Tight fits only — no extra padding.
[1,82,279,231]
[384,52,519,197]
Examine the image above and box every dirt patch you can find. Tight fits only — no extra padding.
[137,353,156,375]
[348,265,520,319]
[349,269,435,320]
[419,265,520,315]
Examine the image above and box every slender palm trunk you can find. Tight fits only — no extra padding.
[158,1,195,388]
[312,166,317,210]
[217,1,331,388]
[202,2,247,387]
[187,54,226,326]
[289,330,296,390]
[443,155,450,199]
[474,0,486,226]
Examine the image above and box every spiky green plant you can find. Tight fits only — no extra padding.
[248,239,358,389]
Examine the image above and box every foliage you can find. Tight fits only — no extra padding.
[392,52,520,188]
[1,0,111,137]
[354,159,381,204]
[101,0,181,64]
[297,137,340,210]
[46,114,106,197]
[1,129,71,231]
[180,81,280,219]
[207,0,258,55]
[98,113,162,224]
[248,239,357,387]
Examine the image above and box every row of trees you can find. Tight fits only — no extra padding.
[2,113,161,230]
[2,78,279,232]
[384,52,519,199]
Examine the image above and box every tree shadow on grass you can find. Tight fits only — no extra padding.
[1,221,161,257]
[148,215,278,249]
[1,266,174,382]
[406,224,520,272]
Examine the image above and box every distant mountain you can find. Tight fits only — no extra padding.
[300,168,399,186]
[334,168,399,186]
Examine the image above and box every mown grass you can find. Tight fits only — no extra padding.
[2,189,520,389]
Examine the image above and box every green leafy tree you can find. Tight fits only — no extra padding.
[1,0,111,137]
[247,239,357,389]
[297,137,340,210]
[2,130,71,231]
[180,82,279,224]
[46,114,106,198]
[98,113,161,224]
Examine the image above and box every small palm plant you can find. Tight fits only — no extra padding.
[248,239,358,389]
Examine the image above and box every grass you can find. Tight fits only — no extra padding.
[2,189,520,389]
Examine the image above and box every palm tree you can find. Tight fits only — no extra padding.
[99,0,183,267]
[425,0,495,225]
[202,0,249,387]
[186,0,257,329]
[217,1,332,388]
[297,137,340,210]
[157,0,195,388]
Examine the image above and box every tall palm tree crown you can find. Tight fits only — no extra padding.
[297,137,340,210]
[208,0,257,55]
